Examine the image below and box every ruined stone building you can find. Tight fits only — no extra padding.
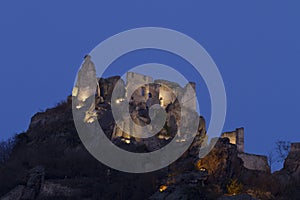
[125,72,196,109]
[221,128,270,172]
[72,59,270,172]
[110,72,198,142]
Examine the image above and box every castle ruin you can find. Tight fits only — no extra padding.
[73,56,270,172]
[221,128,270,172]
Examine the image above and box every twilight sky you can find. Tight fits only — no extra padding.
[0,1,299,171]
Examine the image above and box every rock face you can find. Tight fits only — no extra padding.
[272,143,300,199]
[196,138,244,185]
[282,143,300,180]
[1,166,45,200]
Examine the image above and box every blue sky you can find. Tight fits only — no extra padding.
[0,1,299,170]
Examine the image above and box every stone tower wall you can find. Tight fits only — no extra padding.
[126,72,153,103]
[236,128,245,153]
[221,127,244,153]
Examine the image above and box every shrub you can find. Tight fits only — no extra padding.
[227,178,243,195]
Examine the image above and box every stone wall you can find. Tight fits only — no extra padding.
[126,72,153,103]
[236,128,244,153]
[221,128,270,172]
[221,131,237,146]
[221,128,244,153]
[180,82,197,110]
[154,79,180,107]
[99,76,125,102]
[158,85,176,107]
[238,153,270,172]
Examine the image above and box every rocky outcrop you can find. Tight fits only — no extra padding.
[281,143,300,180]
[1,166,45,200]
[272,143,300,199]
[196,138,244,185]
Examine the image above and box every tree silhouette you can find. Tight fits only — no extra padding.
[275,141,291,163]
[0,135,16,164]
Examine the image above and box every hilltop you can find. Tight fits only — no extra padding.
[0,73,299,200]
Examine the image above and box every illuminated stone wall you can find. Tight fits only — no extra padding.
[126,72,153,103]
[99,76,125,102]
[221,132,237,145]
[221,128,244,153]
[181,82,196,110]
[158,85,176,107]
[154,79,182,108]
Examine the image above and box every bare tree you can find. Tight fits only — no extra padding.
[275,140,291,163]
[0,135,16,164]
[267,150,276,171]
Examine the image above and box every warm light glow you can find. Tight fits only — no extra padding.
[115,98,125,104]
[200,168,206,172]
[158,135,171,140]
[159,185,168,192]
[84,111,98,123]
[76,102,84,109]
[86,118,95,123]
[76,105,83,109]
[81,96,89,102]
[121,138,131,144]
[125,139,130,144]
[72,87,78,97]
[77,88,94,102]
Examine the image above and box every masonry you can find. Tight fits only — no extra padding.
[125,72,196,109]
[108,72,198,141]
[221,128,270,172]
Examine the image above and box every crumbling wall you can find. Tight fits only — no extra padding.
[158,85,176,107]
[73,55,97,103]
[180,82,196,110]
[221,128,244,153]
[221,131,237,145]
[148,83,160,105]
[126,72,153,103]
[236,128,244,153]
[221,128,269,172]
[154,80,181,107]
[238,153,270,172]
[99,76,125,102]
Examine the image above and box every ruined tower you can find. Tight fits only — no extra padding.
[221,127,244,153]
